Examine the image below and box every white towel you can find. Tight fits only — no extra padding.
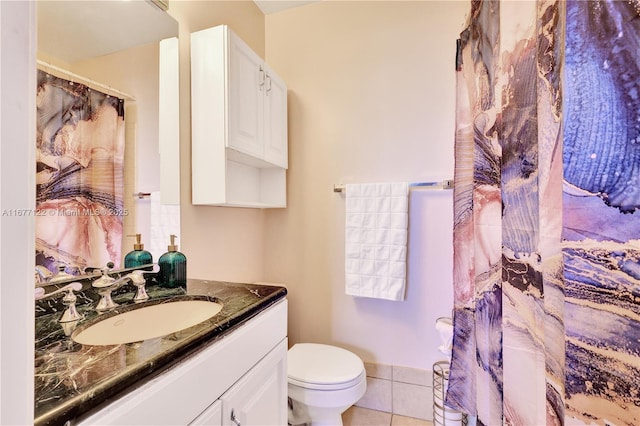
[345,182,409,301]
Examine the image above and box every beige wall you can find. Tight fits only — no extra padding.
[170,1,269,283]
[263,1,468,369]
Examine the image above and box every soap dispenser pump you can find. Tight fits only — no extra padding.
[124,234,153,269]
[158,234,187,288]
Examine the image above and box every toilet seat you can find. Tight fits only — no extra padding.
[288,343,365,391]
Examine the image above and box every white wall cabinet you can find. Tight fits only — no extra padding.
[77,300,288,426]
[191,25,288,208]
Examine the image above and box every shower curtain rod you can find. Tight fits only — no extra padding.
[333,180,454,192]
[37,60,136,101]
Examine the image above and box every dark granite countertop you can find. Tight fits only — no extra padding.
[34,278,287,426]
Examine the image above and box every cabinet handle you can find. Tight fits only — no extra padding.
[265,75,272,95]
[258,67,266,90]
[230,409,241,426]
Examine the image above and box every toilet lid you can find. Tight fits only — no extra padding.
[288,343,364,388]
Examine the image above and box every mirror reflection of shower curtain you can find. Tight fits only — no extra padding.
[36,70,125,275]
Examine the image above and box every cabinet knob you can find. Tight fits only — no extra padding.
[230,409,241,426]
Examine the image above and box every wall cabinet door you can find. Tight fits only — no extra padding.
[228,31,264,160]
[263,64,288,169]
[227,31,287,169]
[221,339,288,426]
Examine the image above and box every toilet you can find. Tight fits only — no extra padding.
[287,343,367,426]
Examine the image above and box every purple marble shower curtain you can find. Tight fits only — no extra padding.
[447,1,640,425]
[562,1,640,423]
[36,70,125,275]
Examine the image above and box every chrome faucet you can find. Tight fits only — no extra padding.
[92,267,118,312]
[35,281,84,323]
[93,268,155,312]
[84,261,115,275]
[49,264,74,283]
[35,264,74,284]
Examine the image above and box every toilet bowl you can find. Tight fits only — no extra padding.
[288,343,367,426]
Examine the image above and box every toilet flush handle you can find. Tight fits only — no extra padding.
[230,409,241,426]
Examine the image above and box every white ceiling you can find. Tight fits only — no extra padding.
[254,0,320,15]
[37,1,178,63]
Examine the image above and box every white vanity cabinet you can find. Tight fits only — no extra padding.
[191,25,288,208]
[190,400,222,425]
[192,338,288,425]
[77,300,288,426]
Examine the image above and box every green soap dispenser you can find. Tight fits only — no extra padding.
[158,234,187,288]
[124,234,153,269]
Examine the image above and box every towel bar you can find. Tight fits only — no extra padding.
[333,180,454,193]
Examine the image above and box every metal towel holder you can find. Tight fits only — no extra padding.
[333,180,454,193]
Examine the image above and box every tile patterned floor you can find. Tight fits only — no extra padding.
[342,406,434,426]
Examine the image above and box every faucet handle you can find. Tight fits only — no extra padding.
[35,282,84,323]
[128,271,150,303]
[126,265,158,303]
[59,282,84,323]
[35,287,46,300]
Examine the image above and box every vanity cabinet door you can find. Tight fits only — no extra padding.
[221,339,288,426]
[190,400,222,426]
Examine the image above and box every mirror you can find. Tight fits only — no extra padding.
[36,0,179,280]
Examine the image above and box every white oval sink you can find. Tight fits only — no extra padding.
[72,299,223,346]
